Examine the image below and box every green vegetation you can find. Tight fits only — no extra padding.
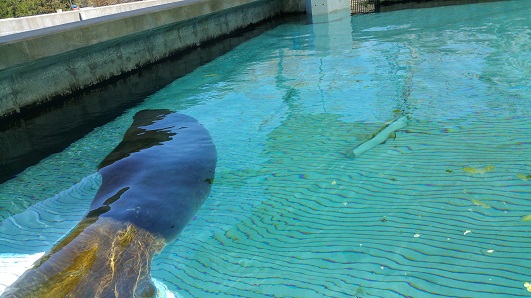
[0,0,142,19]
[0,0,70,18]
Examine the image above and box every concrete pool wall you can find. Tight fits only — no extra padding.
[0,0,306,119]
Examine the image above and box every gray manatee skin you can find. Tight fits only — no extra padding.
[2,110,217,298]
[90,109,218,242]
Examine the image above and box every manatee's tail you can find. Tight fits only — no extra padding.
[2,217,165,298]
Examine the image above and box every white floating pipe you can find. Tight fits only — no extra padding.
[346,116,409,158]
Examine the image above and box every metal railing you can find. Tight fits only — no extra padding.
[351,0,380,14]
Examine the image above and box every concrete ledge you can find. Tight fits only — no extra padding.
[0,0,305,119]
[0,0,307,37]
[0,0,279,70]
[0,11,80,37]
[0,0,191,37]
[79,0,186,20]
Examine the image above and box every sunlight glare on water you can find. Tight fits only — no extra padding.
[0,0,530,297]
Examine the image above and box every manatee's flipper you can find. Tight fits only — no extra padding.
[2,217,164,298]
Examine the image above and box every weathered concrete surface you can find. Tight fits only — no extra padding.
[0,0,306,119]
[283,0,307,12]
[305,0,350,23]
[306,0,350,16]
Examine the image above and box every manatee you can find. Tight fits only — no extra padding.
[2,109,217,298]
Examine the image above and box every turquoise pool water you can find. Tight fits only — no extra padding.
[1,0,530,297]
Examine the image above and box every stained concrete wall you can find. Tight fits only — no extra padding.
[283,0,307,12]
[306,0,350,16]
[0,0,306,119]
[305,0,350,23]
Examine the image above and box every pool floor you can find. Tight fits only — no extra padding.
[0,0,530,297]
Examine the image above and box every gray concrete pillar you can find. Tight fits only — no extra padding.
[305,0,350,23]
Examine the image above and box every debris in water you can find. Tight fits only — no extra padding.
[346,116,408,158]
[414,234,420,238]
[463,166,495,175]
[522,214,531,222]
[486,250,495,253]
[517,173,531,181]
[472,198,491,208]
[464,230,471,235]
[331,181,337,185]
[525,282,531,292]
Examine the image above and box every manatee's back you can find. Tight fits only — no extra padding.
[89,109,217,242]
[1,110,217,298]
